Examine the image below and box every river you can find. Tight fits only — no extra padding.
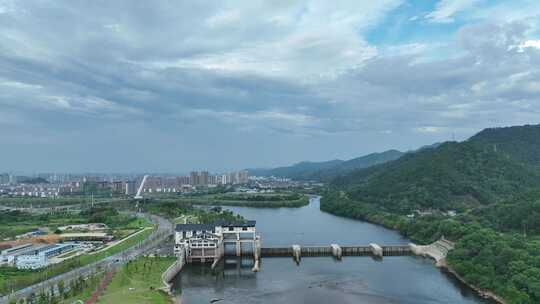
[172,196,487,304]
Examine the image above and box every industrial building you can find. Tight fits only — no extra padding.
[1,243,77,269]
[16,243,76,269]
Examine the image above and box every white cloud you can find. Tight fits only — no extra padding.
[425,0,481,23]
[137,0,401,79]
[0,80,42,90]
[415,126,442,133]
[205,10,241,28]
[516,39,540,52]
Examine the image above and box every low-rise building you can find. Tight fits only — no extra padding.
[15,243,76,269]
[58,223,108,232]
[0,243,34,264]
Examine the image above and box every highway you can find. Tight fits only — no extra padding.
[0,213,173,304]
[0,197,131,214]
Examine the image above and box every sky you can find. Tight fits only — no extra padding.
[1,0,540,173]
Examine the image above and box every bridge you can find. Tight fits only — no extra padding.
[259,244,411,258]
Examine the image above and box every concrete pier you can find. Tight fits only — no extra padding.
[236,241,242,257]
[331,244,342,260]
[292,245,301,264]
[252,259,260,272]
[253,237,261,261]
[211,256,221,270]
[369,243,383,258]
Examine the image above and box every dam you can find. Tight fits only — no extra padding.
[168,197,487,304]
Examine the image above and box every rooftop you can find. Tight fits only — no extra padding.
[214,219,256,227]
[175,224,215,232]
[175,220,256,232]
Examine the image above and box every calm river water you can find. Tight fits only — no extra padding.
[172,196,487,304]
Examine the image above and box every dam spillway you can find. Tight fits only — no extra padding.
[250,244,412,258]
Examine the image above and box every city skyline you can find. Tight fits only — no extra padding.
[1,1,540,172]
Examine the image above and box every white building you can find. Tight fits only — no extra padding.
[0,243,33,265]
[174,220,257,263]
[16,255,46,270]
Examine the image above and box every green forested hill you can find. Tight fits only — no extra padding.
[469,124,540,170]
[321,124,540,303]
[331,141,540,213]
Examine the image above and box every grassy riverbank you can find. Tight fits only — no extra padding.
[97,257,174,304]
[320,192,540,304]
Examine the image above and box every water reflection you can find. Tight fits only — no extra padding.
[172,197,488,304]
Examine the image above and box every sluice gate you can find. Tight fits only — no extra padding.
[258,244,412,259]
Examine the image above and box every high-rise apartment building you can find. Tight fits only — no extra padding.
[190,171,199,186]
[200,171,209,186]
[125,181,136,195]
[0,173,9,185]
[238,170,249,184]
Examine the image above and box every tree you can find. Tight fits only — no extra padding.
[57,280,65,300]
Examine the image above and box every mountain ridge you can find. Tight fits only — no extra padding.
[247,149,404,180]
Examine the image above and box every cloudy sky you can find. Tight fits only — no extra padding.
[1,0,540,173]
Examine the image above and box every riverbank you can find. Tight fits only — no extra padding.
[439,261,505,304]
[318,195,510,303]
[96,257,174,304]
[165,192,310,208]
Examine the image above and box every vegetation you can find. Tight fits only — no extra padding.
[96,257,174,304]
[321,124,540,303]
[164,192,310,208]
[6,274,103,304]
[0,207,144,240]
[142,200,244,223]
[469,124,540,170]
[332,141,540,213]
[321,192,540,303]
[0,197,89,207]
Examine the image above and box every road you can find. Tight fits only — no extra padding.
[0,197,130,214]
[0,213,173,304]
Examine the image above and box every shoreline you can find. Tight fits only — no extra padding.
[438,261,506,304]
[318,203,507,304]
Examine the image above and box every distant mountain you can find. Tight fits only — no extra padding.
[469,124,540,170]
[247,149,404,181]
[329,124,540,213]
[300,150,404,181]
[247,159,344,179]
